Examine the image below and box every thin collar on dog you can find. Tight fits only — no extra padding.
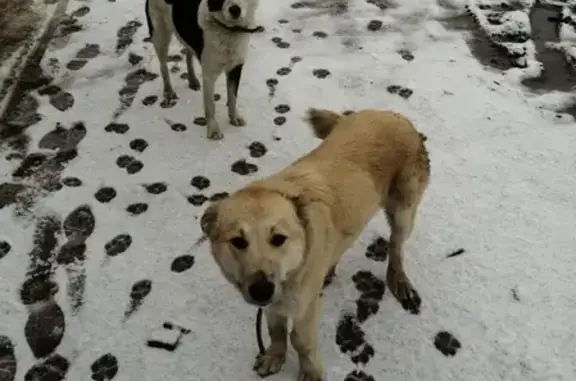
[211,17,264,33]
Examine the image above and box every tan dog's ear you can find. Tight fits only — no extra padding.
[306,108,342,140]
[200,202,220,239]
[288,195,308,226]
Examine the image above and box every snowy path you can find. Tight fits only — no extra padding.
[1,0,576,380]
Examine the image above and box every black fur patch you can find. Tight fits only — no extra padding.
[207,0,226,12]
[227,64,243,98]
[172,0,204,58]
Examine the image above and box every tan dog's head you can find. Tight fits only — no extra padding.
[200,188,306,307]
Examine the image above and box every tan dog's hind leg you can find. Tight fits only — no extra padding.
[384,157,429,315]
[290,296,324,381]
[253,310,288,377]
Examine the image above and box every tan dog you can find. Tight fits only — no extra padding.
[200,108,430,381]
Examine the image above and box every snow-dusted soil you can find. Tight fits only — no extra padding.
[1,0,575,381]
[463,0,576,113]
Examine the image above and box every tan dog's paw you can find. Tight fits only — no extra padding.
[253,352,286,377]
[297,363,324,381]
[387,268,421,314]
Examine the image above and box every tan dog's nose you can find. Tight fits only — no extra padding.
[248,271,275,304]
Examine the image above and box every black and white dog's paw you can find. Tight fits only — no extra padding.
[206,121,224,140]
[163,88,178,101]
[229,114,246,127]
[188,78,200,91]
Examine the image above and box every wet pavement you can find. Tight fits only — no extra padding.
[440,0,576,117]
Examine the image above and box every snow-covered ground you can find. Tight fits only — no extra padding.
[1,0,576,380]
[556,0,576,65]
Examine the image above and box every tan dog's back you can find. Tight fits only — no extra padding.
[267,109,429,242]
[301,108,425,193]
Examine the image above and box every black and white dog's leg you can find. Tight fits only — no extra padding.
[202,68,223,140]
[185,49,200,91]
[151,21,177,101]
[226,64,246,127]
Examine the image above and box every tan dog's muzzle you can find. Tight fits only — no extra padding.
[245,271,275,306]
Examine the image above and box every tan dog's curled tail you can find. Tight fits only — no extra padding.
[306,108,342,140]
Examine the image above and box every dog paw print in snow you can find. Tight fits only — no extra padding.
[142,95,158,106]
[129,138,148,152]
[335,313,375,366]
[0,240,11,260]
[365,236,388,262]
[171,255,195,273]
[91,353,119,381]
[266,78,278,97]
[352,271,386,323]
[248,142,268,158]
[387,85,413,99]
[105,234,133,257]
[231,159,259,175]
[312,69,331,79]
[344,370,375,381]
[191,175,211,190]
[61,177,82,187]
[94,187,117,203]
[126,203,148,215]
[24,353,70,381]
[143,182,168,195]
[434,331,462,357]
[188,176,215,206]
[115,155,144,175]
[0,336,17,381]
[193,117,207,126]
[123,279,152,321]
[104,122,129,134]
[188,194,208,206]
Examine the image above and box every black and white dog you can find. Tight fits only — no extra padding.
[146,0,261,140]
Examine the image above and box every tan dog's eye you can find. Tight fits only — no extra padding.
[230,237,249,250]
[270,234,287,247]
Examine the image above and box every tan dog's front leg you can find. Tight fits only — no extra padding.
[290,296,324,381]
[253,310,287,377]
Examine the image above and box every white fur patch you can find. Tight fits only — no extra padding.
[278,242,305,281]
